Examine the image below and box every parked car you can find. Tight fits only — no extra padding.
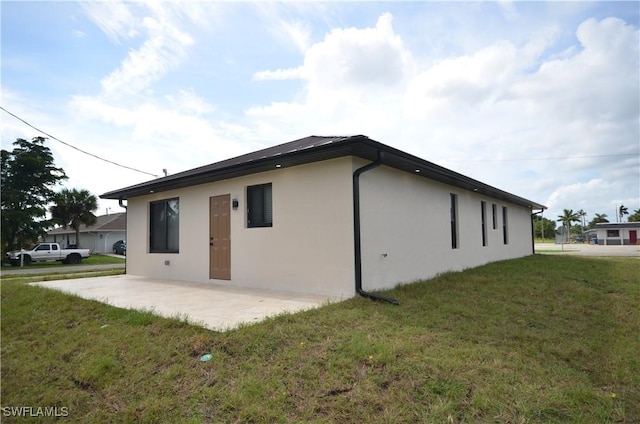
[5,243,91,266]
[112,240,126,255]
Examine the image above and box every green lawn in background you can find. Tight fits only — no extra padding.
[2,253,125,270]
[1,253,124,270]
[1,255,638,423]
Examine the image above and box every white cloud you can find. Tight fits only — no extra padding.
[80,0,138,43]
[253,67,305,81]
[249,12,413,137]
[69,93,212,150]
[247,13,638,220]
[8,4,636,217]
[545,178,614,215]
[281,20,312,52]
[408,41,519,106]
[255,2,319,53]
[497,0,518,21]
[255,12,411,92]
[304,13,410,89]
[514,22,638,129]
[96,2,194,96]
[545,178,639,222]
[167,89,216,116]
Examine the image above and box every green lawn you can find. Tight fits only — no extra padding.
[1,255,638,423]
[1,253,125,270]
[535,249,578,253]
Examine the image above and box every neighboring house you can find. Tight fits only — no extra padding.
[45,212,126,254]
[586,222,640,245]
[100,135,545,300]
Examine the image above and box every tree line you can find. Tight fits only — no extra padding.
[1,137,99,252]
[534,206,640,240]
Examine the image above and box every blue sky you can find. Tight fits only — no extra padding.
[2,1,639,223]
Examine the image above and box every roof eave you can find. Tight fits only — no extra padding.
[100,136,367,200]
[100,135,545,210]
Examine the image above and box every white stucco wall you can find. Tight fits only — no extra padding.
[123,155,538,299]
[593,226,640,245]
[125,157,356,298]
[357,161,535,291]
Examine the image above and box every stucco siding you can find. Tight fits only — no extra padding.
[593,226,640,245]
[358,161,534,291]
[44,232,125,254]
[126,157,355,298]
[124,155,537,299]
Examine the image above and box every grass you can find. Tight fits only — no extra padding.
[534,238,556,244]
[1,255,638,423]
[1,253,125,270]
[536,249,578,253]
[1,268,125,284]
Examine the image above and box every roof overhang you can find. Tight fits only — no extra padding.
[100,135,546,211]
[593,222,640,229]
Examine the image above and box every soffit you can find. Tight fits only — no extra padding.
[100,135,545,210]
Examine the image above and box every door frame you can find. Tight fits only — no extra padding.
[209,194,231,280]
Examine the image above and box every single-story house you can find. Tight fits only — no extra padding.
[45,212,126,254]
[100,135,545,300]
[586,222,640,245]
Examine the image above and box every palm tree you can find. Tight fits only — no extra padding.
[588,213,609,228]
[619,204,629,223]
[577,209,587,235]
[629,209,640,222]
[49,188,98,248]
[557,209,580,242]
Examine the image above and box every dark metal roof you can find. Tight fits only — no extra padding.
[100,135,546,210]
[47,212,126,235]
[593,222,640,229]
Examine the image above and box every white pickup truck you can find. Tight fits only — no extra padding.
[5,243,91,266]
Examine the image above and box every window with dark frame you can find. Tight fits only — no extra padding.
[492,203,497,230]
[149,198,179,253]
[481,201,487,247]
[607,230,620,237]
[450,193,459,249]
[502,206,509,245]
[247,183,273,228]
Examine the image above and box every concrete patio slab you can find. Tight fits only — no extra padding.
[32,275,342,331]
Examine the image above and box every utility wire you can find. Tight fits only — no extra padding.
[447,153,638,162]
[1,106,159,177]
[3,105,636,170]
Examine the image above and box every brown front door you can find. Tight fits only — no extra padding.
[210,194,231,280]
[630,230,637,245]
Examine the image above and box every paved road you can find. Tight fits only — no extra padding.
[535,243,640,257]
[0,262,125,276]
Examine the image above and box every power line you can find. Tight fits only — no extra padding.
[1,106,159,177]
[446,152,638,163]
[4,105,637,170]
